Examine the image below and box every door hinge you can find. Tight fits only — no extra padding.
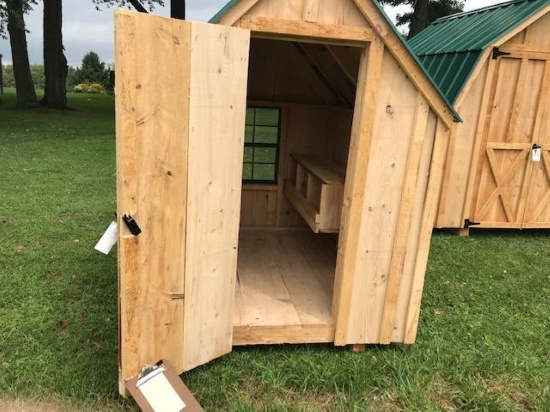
[492,47,511,60]
[464,219,480,228]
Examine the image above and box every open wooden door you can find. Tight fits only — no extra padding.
[471,53,550,228]
[115,10,249,392]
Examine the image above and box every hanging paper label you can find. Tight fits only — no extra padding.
[94,221,118,255]
[532,147,542,162]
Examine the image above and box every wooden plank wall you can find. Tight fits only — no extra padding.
[241,186,278,226]
[512,11,550,46]
[435,60,489,228]
[337,49,417,344]
[236,0,369,28]
[332,39,384,345]
[334,42,450,345]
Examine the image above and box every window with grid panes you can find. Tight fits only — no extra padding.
[243,107,280,184]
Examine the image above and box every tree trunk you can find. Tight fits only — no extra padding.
[41,0,67,109]
[0,54,4,95]
[171,0,185,19]
[408,0,429,39]
[7,0,38,108]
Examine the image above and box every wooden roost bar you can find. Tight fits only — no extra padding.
[410,0,550,232]
[115,0,460,394]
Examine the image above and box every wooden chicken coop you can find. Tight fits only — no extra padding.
[115,0,460,393]
[410,0,550,233]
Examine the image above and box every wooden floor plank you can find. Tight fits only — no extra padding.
[268,230,336,294]
[237,232,302,327]
[269,231,334,327]
[296,232,338,295]
[233,276,246,328]
[234,229,337,344]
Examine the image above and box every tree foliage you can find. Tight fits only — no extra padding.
[72,51,109,87]
[2,63,44,89]
[380,0,464,38]
[0,0,36,38]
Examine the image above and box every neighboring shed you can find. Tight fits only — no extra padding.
[115,0,458,393]
[410,0,550,231]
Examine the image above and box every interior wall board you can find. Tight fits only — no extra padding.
[240,101,354,228]
[247,38,361,106]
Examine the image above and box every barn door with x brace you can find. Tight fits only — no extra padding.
[115,10,250,392]
[471,49,550,228]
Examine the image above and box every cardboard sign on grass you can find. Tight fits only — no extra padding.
[125,360,203,412]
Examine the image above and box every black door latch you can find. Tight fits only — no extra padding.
[122,215,142,236]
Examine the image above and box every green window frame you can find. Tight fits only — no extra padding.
[243,107,281,184]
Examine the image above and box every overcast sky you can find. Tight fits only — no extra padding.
[1,0,504,67]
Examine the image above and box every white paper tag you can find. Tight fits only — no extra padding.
[94,221,118,255]
[532,147,542,162]
[137,368,186,412]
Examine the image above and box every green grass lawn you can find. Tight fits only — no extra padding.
[1,89,549,411]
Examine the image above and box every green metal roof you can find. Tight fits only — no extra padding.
[409,0,550,103]
[209,0,462,122]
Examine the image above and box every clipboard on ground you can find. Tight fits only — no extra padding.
[125,359,203,412]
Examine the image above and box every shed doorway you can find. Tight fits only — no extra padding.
[233,37,362,345]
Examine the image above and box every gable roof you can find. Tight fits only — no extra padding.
[409,0,550,104]
[209,0,461,124]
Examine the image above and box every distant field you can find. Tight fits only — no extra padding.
[1,89,549,411]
